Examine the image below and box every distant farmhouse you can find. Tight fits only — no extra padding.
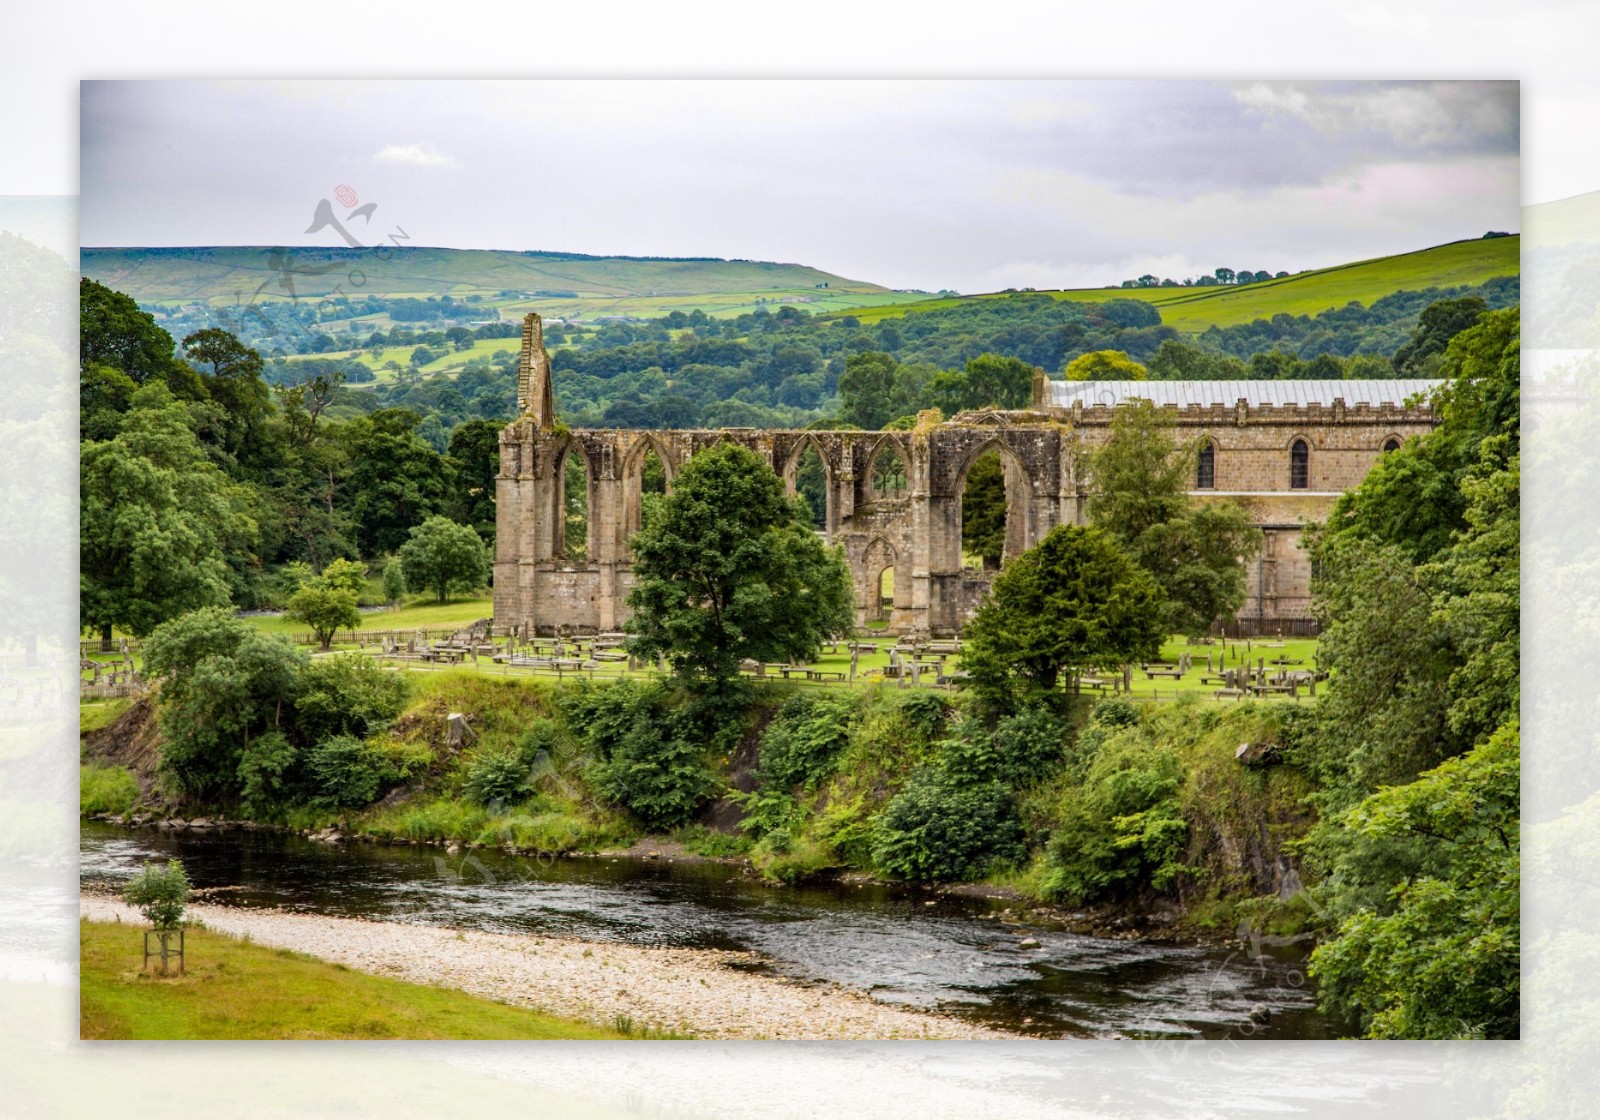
[495,314,1439,638]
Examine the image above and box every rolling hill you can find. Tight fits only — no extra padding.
[78,245,932,322]
[835,236,1521,333]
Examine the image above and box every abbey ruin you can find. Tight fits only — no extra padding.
[495,313,1441,638]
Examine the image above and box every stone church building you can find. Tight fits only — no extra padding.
[495,314,1440,638]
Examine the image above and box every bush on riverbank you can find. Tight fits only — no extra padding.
[83,668,1320,924]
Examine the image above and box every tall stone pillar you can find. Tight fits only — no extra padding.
[517,313,556,428]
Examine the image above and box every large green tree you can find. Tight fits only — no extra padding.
[837,350,900,429]
[79,278,204,438]
[962,524,1165,706]
[142,607,308,804]
[398,514,489,603]
[341,408,451,555]
[80,384,252,645]
[929,353,1036,413]
[1301,304,1521,1041]
[1064,349,1146,380]
[1392,295,1487,377]
[1087,400,1260,635]
[1308,723,1520,1039]
[625,442,854,686]
[1327,308,1519,565]
[284,561,364,650]
[181,328,275,473]
[445,418,504,546]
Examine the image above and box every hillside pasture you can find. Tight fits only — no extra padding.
[839,236,1521,333]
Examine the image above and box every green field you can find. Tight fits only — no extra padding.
[241,594,495,637]
[838,236,1520,333]
[286,335,523,382]
[80,245,931,324]
[79,918,629,1040]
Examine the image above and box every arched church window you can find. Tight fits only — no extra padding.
[1290,439,1309,490]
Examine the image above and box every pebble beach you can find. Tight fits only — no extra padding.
[80,893,1008,1040]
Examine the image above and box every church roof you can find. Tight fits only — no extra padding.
[1045,379,1443,409]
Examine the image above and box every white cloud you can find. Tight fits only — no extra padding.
[373,143,457,168]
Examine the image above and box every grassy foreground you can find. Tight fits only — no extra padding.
[79,918,627,1040]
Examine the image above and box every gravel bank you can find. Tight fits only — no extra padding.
[80,894,1008,1040]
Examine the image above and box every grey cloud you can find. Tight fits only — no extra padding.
[80,79,1520,294]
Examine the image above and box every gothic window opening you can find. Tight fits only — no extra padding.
[1196,441,1216,489]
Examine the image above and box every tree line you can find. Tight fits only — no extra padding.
[80,279,501,633]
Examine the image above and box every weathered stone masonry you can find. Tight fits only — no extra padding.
[495,314,1440,637]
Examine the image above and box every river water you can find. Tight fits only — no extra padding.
[79,821,1334,1039]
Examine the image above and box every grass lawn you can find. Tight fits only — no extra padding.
[241,594,495,638]
[80,918,628,1040]
[360,632,1321,705]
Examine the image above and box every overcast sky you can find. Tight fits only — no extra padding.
[80,79,1519,293]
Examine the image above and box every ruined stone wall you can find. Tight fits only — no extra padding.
[494,313,1438,637]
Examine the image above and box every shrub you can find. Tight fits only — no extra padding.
[562,681,719,830]
[1041,727,1189,903]
[143,608,307,803]
[80,764,139,816]
[896,691,950,742]
[295,653,409,743]
[515,717,565,765]
[756,694,853,791]
[461,750,532,806]
[307,734,385,808]
[943,706,1069,787]
[592,729,719,831]
[735,787,804,839]
[870,769,1026,881]
[123,859,190,930]
[236,731,298,814]
[1068,696,1142,774]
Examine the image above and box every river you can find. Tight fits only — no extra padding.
[79,820,1334,1039]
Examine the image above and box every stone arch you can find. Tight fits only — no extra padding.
[1380,433,1404,453]
[864,434,910,502]
[955,436,1032,568]
[622,433,675,542]
[782,433,834,532]
[622,431,676,482]
[859,535,899,625]
[551,437,594,562]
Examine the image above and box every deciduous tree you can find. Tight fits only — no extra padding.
[1087,400,1260,636]
[398,515,489,603]
[625,442,853,686]
[80,384,250,646]
[1064,349,1147,381]
[962,524,1165,706]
